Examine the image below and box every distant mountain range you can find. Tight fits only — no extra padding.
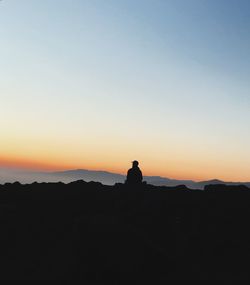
[1,168,250,189]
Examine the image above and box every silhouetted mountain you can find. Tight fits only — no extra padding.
[52,169,125,185]
[1,181,250,282]
[1,168,250,189]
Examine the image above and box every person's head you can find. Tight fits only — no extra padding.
[132,160,139,168]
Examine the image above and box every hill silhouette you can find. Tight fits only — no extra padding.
[2,168,250,189]
[1,181,250,282]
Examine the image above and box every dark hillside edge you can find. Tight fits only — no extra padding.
[1,181,250,283]
[2,168,250,189]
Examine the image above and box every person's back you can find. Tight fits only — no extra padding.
[126,160,143,184]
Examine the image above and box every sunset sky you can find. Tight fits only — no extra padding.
[1,0,250,181]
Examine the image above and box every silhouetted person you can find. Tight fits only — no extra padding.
[126,160,143,184]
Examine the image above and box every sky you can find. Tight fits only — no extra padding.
[1,0,250,181]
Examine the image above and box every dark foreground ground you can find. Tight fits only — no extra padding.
[1,181,250,283]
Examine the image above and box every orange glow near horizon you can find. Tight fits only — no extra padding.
[1,153,250,182]
[1,128,250,182]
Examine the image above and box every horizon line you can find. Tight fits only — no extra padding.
[0,165,247,184]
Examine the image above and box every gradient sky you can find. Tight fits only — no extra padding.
[1,0,250,181]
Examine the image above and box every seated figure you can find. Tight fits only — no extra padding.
[125,160,143,184]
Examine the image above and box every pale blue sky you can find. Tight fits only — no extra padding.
[1,0,250,180]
